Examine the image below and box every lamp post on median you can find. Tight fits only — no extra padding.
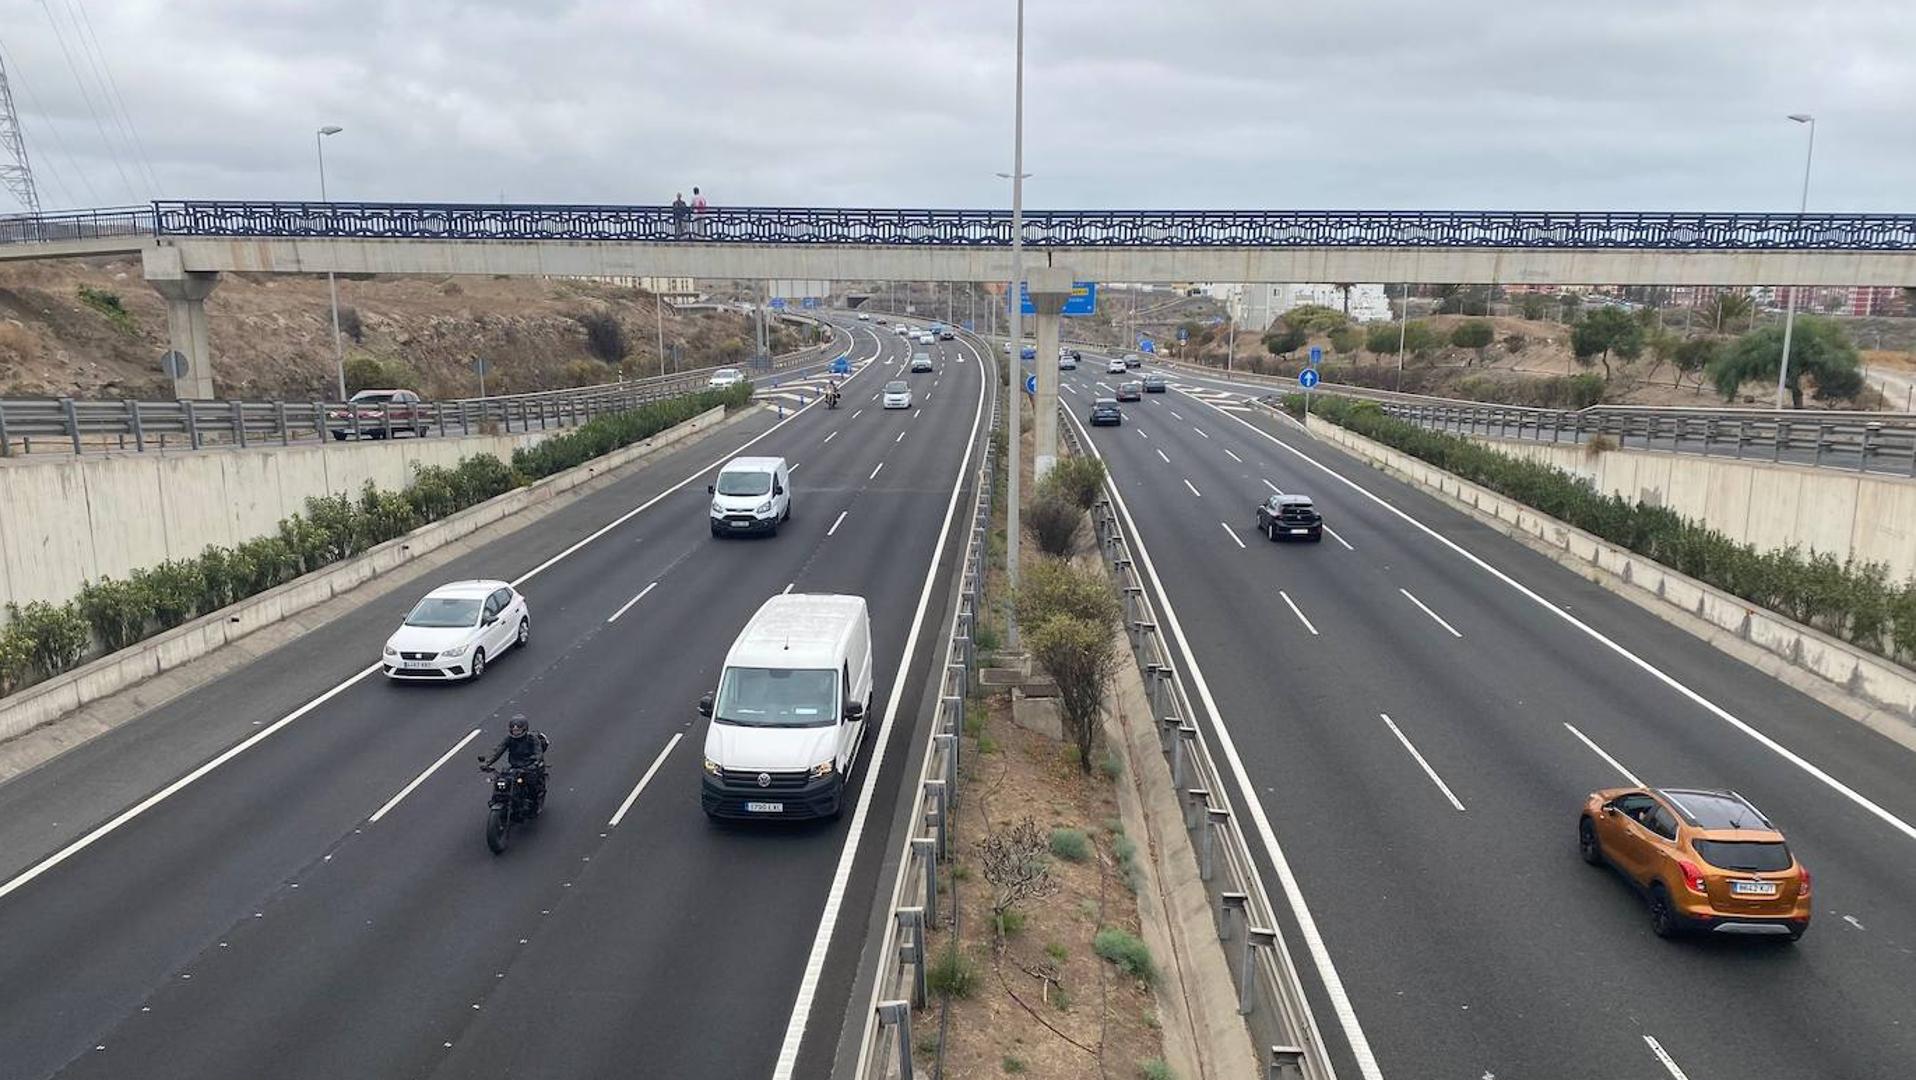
[999,0,1029,649]
[316,125,346,401]
[1775,113,1816,409]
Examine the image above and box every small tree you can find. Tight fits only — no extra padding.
[1015,559,1120,630]
[1027,615,1120,771]
[1045,456,1106,510]
[1558,293,1584,322]
[1704,292,1753,334]
[1025,488,1083,556]
[1706,316,1860,408]
[1570,307,1643,380]
[1262,325,1307,356]
[1328,325,1363,355]
[976,817,1060,936]
[1672,337,1721,389]
[1449,319,1494,364]
[576,311,629,364]
[1518,294,1548,321]
[1278,303,1346,336]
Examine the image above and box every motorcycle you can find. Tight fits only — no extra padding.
[825,386,841,409]
[478,758,546,854]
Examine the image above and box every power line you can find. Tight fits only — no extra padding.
[36,0,136,202]
[67,0,159,195]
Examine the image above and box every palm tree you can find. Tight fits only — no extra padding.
[1706,291,1752,334]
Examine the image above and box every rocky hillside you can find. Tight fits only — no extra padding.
[0,257,805,401]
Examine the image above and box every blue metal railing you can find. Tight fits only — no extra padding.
[4,201,1915,250]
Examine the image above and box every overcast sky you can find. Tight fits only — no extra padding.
[2,0,1913,214]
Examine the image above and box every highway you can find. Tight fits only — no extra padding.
[0,317,991,1079]
[1059,356,1916,1080]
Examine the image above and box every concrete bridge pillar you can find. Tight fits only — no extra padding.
[1026,267,1076,481]
[142,246,221,400]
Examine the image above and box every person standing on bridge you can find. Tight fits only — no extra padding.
[671,193,690,238]
[691,186,708,237]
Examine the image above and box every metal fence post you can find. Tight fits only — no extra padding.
[1240,926,1276,1015]
[127,400,145,452]
[1185,788,1209,832]
[0,404,11,456]
[232,400,248,448]
[925,780,948,859]
[913,837,938,925]
[899,906,928,1008]
[936,732,958,806]
[1219,891,1247,943]
[876,1000,913,1080]
[61,397,81,454]
[1203,807,1228,882]
[183,399,202,449]
[1269,1045,1306,1080]
[1173,724,1196,789]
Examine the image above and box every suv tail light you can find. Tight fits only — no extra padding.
[1796,865,1811,898]
[1676,859,1709,895]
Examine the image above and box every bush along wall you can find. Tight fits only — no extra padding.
[1287,393,1916,668]
[0,384,752,701]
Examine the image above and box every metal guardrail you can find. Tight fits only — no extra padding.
[854,395,999,1080]
[3,201,1903,251]
[1064,415,1335,1080]
[0,339,840,457]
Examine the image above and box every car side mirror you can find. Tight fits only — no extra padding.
[843,701,864,720]
[774,483,784,495]
[697,692,714,718]
[1599,804,1616,816]
[707,484,715,495]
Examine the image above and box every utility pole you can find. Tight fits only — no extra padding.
[316,125,346,400]
[1776,114,1816,409]
[0,53,41,214]
[1005,0,1027,649]
[655,286,668,376]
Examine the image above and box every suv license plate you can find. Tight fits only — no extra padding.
[1730,880,1778,896]
[745,801,784,814]
[1290,528,1310,535]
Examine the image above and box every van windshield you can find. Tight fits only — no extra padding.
[716,470,772,496]
[714,667,838,727]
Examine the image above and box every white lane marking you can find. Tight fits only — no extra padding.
[788,462,801,474]
[871,392,879,401]
[1843,914,1865,930]
[914,409,921,419]
[823,431,838,444]
[607,581,659,623]
[1643,1036,1692,1080]
[1194,427,1210,439]
[1562,722,1645,787]
[895,431,906,444]
[776,331,991,1078]
[1262,478,1283,494]
[1279,590,1319,636]
[1062,384,1077,395]
[852,409,863,419]
[1399,588,1463,638]
[369,728,484,823]
[1096,381,1113,392]
[1224,448,1242,463]
[1169,409,1184,420]
[783,582,795,594]
[1381,713,1466,812]
[608,732,685,828]
[1322,524,1355,551]
[1183,478,1202,497]
[1210,401,1916,845]
[1156,448,1170,464]
[827,510,849,536]
[869,461,885,481]
[1137,429,1148,439]
[1220,521,1246,549]
[1059,404,1380,1079]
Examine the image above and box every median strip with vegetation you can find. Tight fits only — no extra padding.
[1287,394,1916,668]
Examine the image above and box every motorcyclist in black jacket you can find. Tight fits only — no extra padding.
[479,716,549,812]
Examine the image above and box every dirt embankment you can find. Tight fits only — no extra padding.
[0,258,797,401]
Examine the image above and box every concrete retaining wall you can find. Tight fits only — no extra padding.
[1470,435,1916,583]
[1307,415,1916,734]
[0,406,729,743]
[0,429,559,618]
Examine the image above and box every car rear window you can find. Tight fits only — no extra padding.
[1693,840,1792,872]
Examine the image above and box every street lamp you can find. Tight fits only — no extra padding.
[316,125,347,401]
[999,0,1028,648]
[1775,113,1815,409]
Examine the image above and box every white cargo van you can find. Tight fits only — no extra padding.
[698,594,873,820]
[708,456,791,537]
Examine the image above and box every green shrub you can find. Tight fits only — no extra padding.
[1045,941,1069,963]
[1015,560,1120,633]
[1093,927,1157,984]
[926,945,978,998]
[511,386,745,480]
[1100,750,1124,779]
[77,285,135,333]
[76,576,152,650]
[1044,455,1107,510]
[1140,1060,1175,1080]
[355,481,420,546]
[1024,488,1083,556]
[994,910,1027,936]
[0,623,33,694]
[6,601,90,678]
[134,559,206,626]
[1049,827,1091,862]
[195,546,246,612]
[1002,1056,1028,1075]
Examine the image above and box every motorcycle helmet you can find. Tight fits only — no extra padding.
[508,716,529,736]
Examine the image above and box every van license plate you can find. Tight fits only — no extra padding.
[731,520,750,528]
[1730,880,1778,896]
[745,801,784,814]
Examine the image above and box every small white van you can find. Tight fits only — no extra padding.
[699,594,874,820]
[708,456,791,537]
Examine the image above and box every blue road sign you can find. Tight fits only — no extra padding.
[1176,327,1189,343]
[1025,374,1038,395]
[1016,281,1098,317]
[1298,368,1320,389]
[1139,337,1155,354]
[962,320,975,331]
[801,296,819,309]
[769,297,787,310]
[1308,345,1322,367]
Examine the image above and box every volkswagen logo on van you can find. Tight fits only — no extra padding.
[757,772,772,788]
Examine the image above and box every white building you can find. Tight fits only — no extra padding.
[1197,282,1395,328]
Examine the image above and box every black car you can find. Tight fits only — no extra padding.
[1115,381,1143,402]
[1089,398,1123,426]
[1143,374,1168,393]
[1255,494,1322,542]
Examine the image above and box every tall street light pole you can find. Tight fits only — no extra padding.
[1776,113,1815,409]
[1002,0,1028,649]
[316,125,346,401]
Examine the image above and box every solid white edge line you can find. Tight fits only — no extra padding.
[1183,478,1202,497]
[1279,590,1320,636]
[1563,722,1646,787]
[369,728,484,823]
[772,331,990,1079]
[607,581,659,623]
[1208,396,1916,845]
[1398,588,1463,638]
[608,732,684,827]
[1323,524,1355,551]
[1379,713,1466,812]
[827,509,849,537]
[1220,521,1246,549]
[1060,404,1380,1080]
[1643,1036,1693,1080]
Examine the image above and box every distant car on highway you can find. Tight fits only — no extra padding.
[910,353,935,373]
[708,368,745,390]
[856,312,871,321]
[1255,493,1322,542]
[892,325,911,337]
[1106,358,1127,375]
[1089,398,1122,426]
[938,329,956,341]
[1059,354,1077,370]
[830,354,851,375]
[1580,787,1810,940]
[1115,380,1143,401]
[883,379,912,409]
[383,580,529,681]
[329,388,426,440]
[873,317,888,325]
[1124,353,1142,369]
[1143,373,1168,393]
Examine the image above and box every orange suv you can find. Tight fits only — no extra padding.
[1579,787,1810,941]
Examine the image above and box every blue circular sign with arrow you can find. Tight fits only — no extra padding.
[1298,368,1320,389]
[1026,374,1038,394]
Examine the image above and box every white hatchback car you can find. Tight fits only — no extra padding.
[1107,358,1128,374]
[709,368,745,389]
[882,379,912,409]
[383,580,529,681]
